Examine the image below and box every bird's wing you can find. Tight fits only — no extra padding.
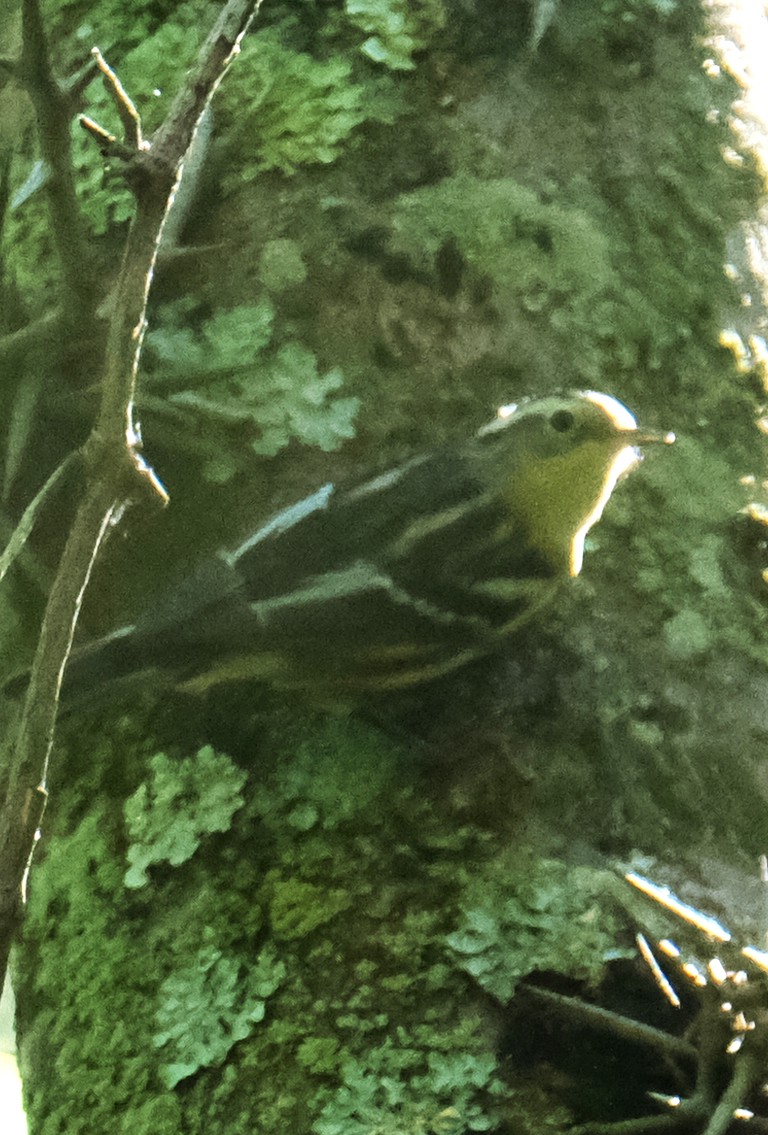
[181,558,494,694]
[58,443,559,698]
[188,445,560,692]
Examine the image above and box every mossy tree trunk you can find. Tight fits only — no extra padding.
[4,0,768,1131]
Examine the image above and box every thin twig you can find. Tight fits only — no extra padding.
[0,451,80,583]
[626,874,732,944]
[521,985,698,1064]
[92,0,261,457]
[0,310,63,368]
[0,480,121,975]
[569,1114,686,1135]
[78,114,118,150]
[92,47,144,150]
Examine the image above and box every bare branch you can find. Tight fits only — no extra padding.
[0,478,120,975]
[78,113,116,148]
[86,0,261,458]
[0,310,64,369]
[0,0,261,985]
[152,1,260,168]
[20,0,94,317]
[520,984,698,1064]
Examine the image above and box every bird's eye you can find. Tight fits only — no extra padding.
[549,409,575,433]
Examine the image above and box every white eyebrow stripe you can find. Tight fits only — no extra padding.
[582,390,638,431]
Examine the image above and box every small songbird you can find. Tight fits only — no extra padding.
[31,390,673,703]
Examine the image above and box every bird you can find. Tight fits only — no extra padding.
[24,390,673,704]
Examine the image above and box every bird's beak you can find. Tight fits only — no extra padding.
[632,428,676,446]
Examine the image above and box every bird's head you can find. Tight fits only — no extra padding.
[477,390,674,576]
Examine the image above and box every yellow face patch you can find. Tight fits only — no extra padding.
[502,437,640,576]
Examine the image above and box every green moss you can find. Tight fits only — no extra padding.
[248,715,407,832]
[16,709,619,1133]
[663,607,713,658]
[392,173,615,309]
[296,1036,343,1076]
[124,746,247,888]
[447,854,632,1002]
[153,945,286,1088]
[259,238,308,292]
[15,807,179,1134]
[268,877,352,941]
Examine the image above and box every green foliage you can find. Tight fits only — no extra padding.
[554,0,680,39]
[16,704,641,1134]
[539,0,683,62]
[3,189,59,304]
[663,607,712,658]
[218,30,372,181]
[43,0,206,51]
[199,714,523,1131]
[249,715,405,832]
[620,436,758,661]
[3,0,212,307]
[10,0,767,1131]
[344,0,446,71]
[144,300,359,479]
[153,944,286,1088]
[447,855,632,1002]
[124,746,247,888]
[148,297,274,370]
